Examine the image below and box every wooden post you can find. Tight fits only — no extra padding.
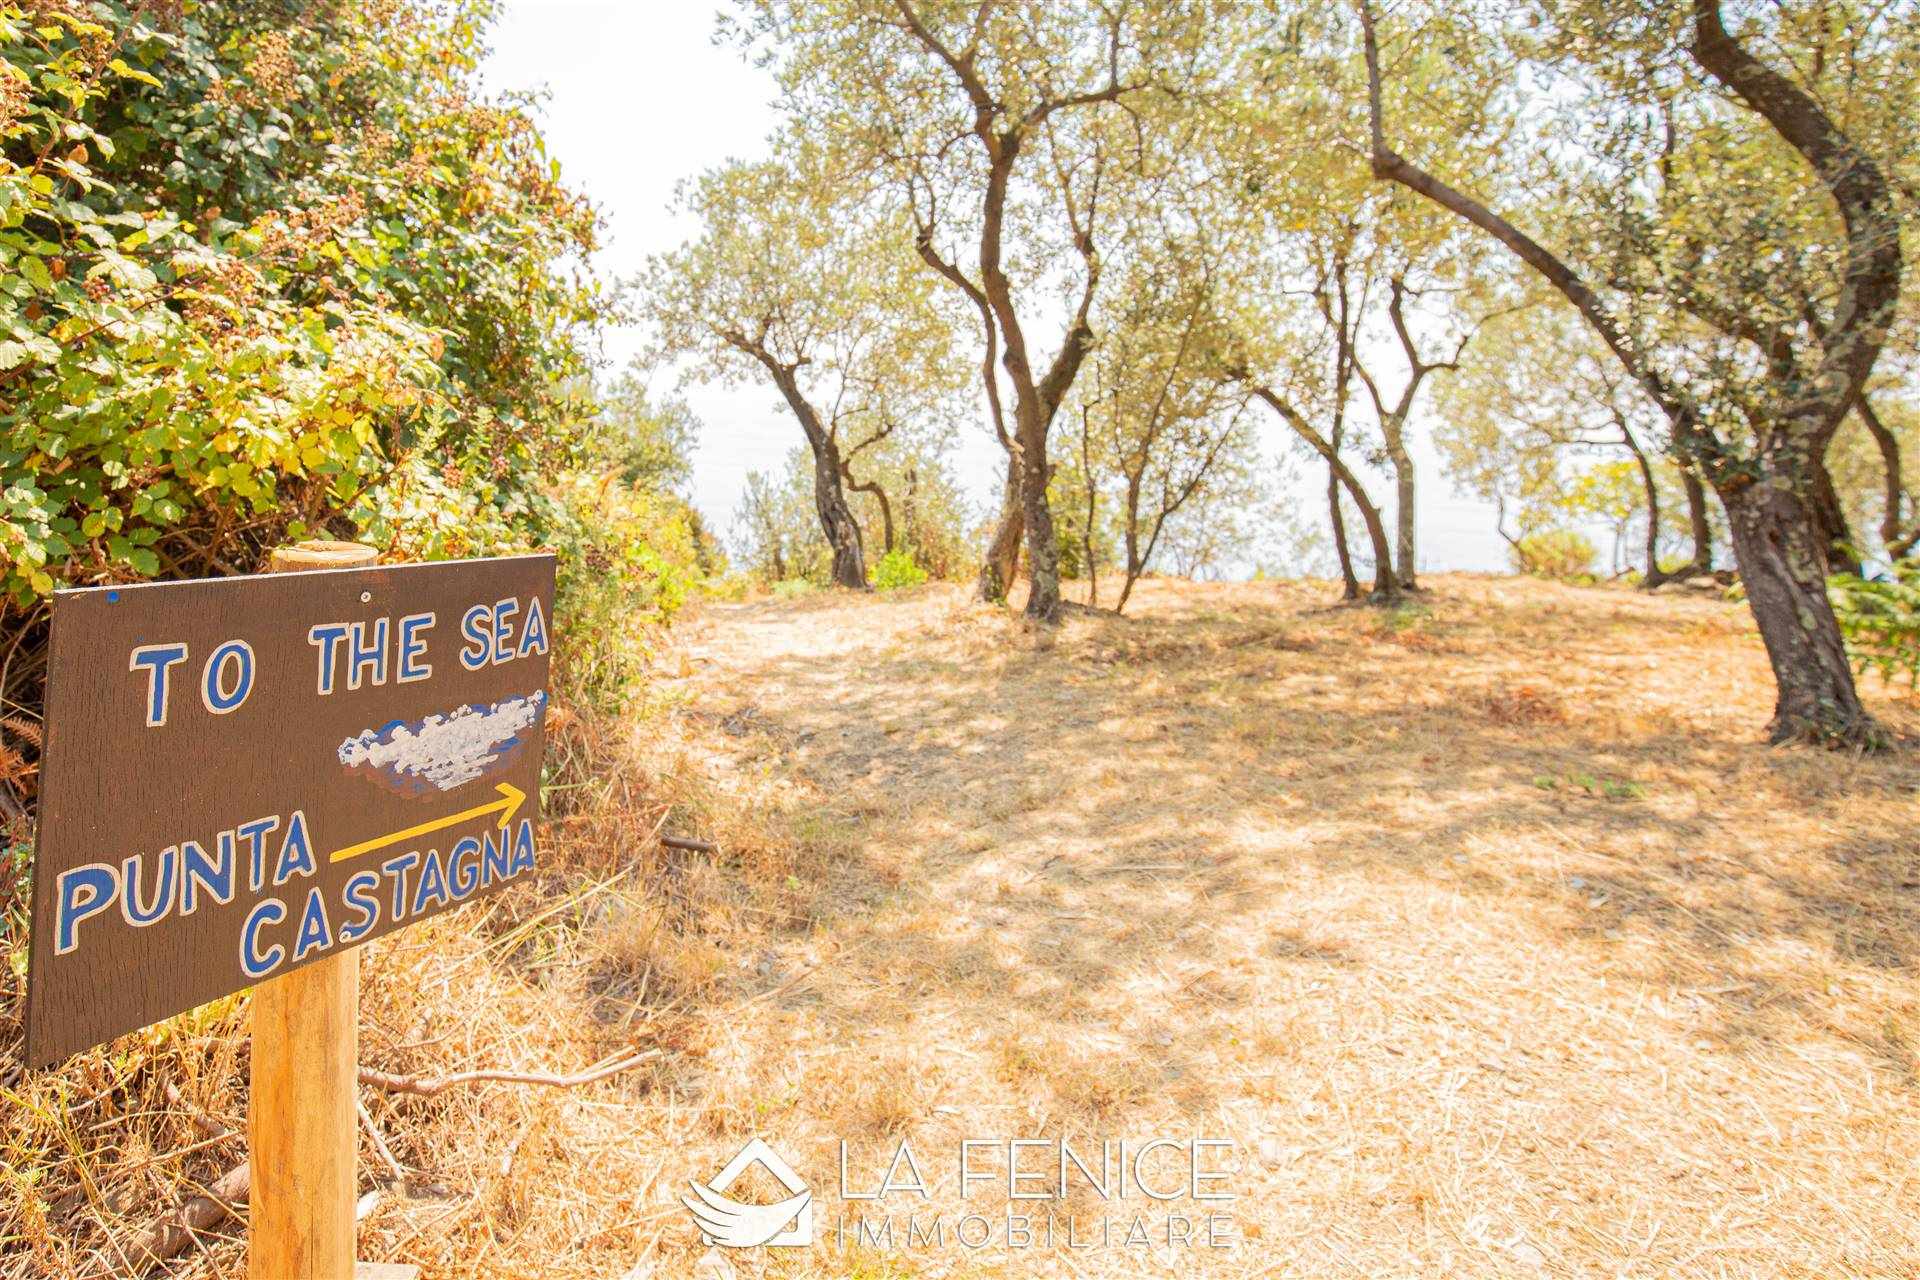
[252,540,376,1280]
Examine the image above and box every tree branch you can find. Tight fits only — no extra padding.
[1689,0,1901,440]
[1356,0,1712,466]
[890,0,997,119]
[358,1048,661,1098]
[1855,391,1915,554]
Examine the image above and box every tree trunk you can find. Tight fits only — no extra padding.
[1719,478,1876,744]
[809,441,869,589]
[1683,465,1714,574]
[848,474,895,554]
[766,364,867,590]
[1085,526,1099,606]
[1327,461,1360,599]
[977,452,1024,604]
[751,351,869,590]
[1081,406,1099,607]
[903,466,920,546]
[1324,262,1363,601]
[1618,421,1668,586]
[1344,474,1400,601]
[1115,470,1142,613]
[1810,454,1862,575]
[1384,436,1417,589]
[1249,386,1397,601]
[1856,393,1915,557]
[1017,420,1062,621]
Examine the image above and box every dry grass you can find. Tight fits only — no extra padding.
[4,573,1919,1278]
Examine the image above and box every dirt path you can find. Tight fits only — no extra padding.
[604,576,1919,1279]
[11,579,1908,1279]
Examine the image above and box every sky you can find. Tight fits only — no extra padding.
[479,1,1515,575]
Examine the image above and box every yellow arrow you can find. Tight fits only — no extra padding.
[328,782,528,864]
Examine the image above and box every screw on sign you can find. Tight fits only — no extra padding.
[22,542,556,1279]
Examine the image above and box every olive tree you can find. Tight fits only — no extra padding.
[1357,0,1912,744]
[1067,218,1257,611]
[1436,305,1718,583]
[646,151,956,589]
[729,0,1232,620]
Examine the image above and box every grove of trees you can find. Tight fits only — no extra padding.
[649,0,1919,748]
[4,0,1916,763]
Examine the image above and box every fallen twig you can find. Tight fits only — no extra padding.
[164,1082,233,1142]
[358,1096,409,1183]
[357,1047,660,1098]
[127,1160,249,1268]
[126,1128,399,1268]
[659,832,716,853]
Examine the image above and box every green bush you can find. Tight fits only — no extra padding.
[1,1,607,600]
[547,475,705,716]
[1512,529,1598,581]
[870,548,928,591]
[0,0,699,731]
[1830,562,1920,688]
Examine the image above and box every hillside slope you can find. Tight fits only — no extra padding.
[5,575,1917,1279]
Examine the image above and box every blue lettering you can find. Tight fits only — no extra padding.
[381,850,420,921]
[308,623,348,696]
[459,605,491,670]
[55,864,118,955]
[241,898,287,978]
[449,836,483,899]
[238,815,280,893]
[120,847,177,927]
[292,887,333,962]
[339,871,381,943]
[410,848,450,916]
[129,643,188,727]
[200,640,253,714]
[348,618,389,690]
[481,829,512,887]
[180,839,233,915]
[517,596,549,659]
[491,598,519,664]
[508,819,536,876]
[273,811,315,885]
[397,612,435,683]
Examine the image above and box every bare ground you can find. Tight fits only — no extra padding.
[6,574,1919,1279]
[620,574,1920,1279]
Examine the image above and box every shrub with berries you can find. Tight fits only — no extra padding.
[0,0,703,740]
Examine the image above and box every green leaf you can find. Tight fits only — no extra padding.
[107,58,163,89]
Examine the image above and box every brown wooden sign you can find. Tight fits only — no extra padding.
[23,554,555,1066]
